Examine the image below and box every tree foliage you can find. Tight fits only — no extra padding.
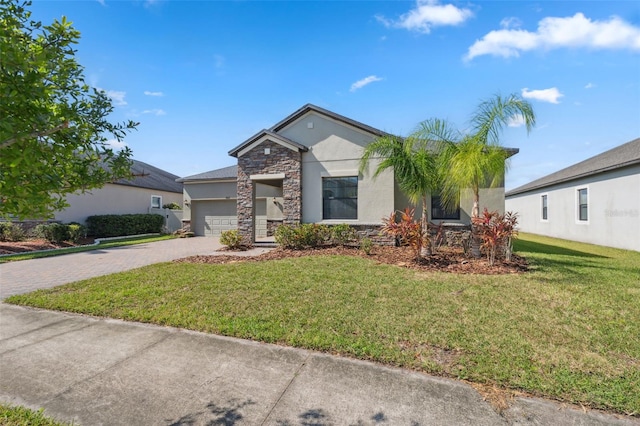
[0,0,138,219]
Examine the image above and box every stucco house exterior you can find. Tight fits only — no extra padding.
[53,159,184,230]
[505,138,640,251]
[179,104,515,242]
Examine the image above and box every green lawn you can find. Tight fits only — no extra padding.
[7,233,640,416]
[0,404,70,426]
[0,234,176,263]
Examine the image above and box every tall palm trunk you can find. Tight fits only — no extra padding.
[470,190,482,258]
[420,195,432,258]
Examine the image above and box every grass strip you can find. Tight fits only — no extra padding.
[7,233,640,415]
[0,235,176,263]
[0,404,71,426]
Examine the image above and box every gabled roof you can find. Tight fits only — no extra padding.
[228,104,389,157]
[270,103,389,136]
[176,165,238,183]
[506,137,640,197]
[228,130,308,158]
[114,160,183,193]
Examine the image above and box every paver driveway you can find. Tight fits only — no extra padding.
[0,237,268,299]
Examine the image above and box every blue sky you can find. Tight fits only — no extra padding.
[30,0,640,190]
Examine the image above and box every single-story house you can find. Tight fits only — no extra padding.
[54,159,184,230]
[178,104,516,242]
[505,137,640,251]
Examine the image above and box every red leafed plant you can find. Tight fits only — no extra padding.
[381,207,424,260]
[472,208,519,265]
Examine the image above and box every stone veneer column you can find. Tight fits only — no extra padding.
[237,140,302,243]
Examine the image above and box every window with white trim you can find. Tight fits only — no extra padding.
[151,195,162,209]
[577,188,588,221]
[541,194,548,220]
[322,177,357,220]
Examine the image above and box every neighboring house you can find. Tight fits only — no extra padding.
[54,159,184,230]
[178,104,515,242]
[505,138,640,251]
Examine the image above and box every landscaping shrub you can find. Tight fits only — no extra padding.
[329,224,358,246]
[360,237,373,255]
[275,223,329,249]
[220,229,243,250]
[34,223,69,244]
[67,223,87,243]
[381,208,424,260]
[472,209,519,265]
[0,222,25,242]
[86,214,164,238]
[162,202,181,210]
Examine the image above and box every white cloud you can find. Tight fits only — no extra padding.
[376,0,473,34]
[508,115,526,127]
[522,87,564,104]
[98,88,127,106]
[500,17,522,29]
[96,0,105,5]
[350,75,383,92]
[142,109,166,116]
[105,138,127,150]
[584,82,596,89]
[144,90,164,97]
[465,13,640,61]
[214,54,225,69]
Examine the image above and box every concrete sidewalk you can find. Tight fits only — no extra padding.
[0,304,635,426]
[0,237,270,299]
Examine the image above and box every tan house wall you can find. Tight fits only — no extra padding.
[278,111,395,224]
[54,183,182,225]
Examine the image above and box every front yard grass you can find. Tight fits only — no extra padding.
[0,403,70,426]
[6,233,640,416]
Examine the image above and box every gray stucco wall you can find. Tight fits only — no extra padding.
[54,184,182,225]
[278,111,395,224]
[505,165,640,251]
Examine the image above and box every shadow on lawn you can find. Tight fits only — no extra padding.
[514,240,608,259]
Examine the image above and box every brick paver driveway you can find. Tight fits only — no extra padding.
[0,237,268,299]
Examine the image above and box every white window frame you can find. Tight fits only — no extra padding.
[151,195,162,209]
[576,186,589,224]
[541,193,548,222]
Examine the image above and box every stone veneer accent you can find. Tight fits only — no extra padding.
[237,140,302,243]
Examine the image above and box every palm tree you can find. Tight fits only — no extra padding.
[360,133,439,257]
[416,93,536,257]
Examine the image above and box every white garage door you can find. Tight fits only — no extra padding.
[192,200,237,237]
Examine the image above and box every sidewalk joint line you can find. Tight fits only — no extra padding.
[259,352,311,425]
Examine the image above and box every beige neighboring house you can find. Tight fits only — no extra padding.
[178,104,516,242]
[506,137,640,251]
[54,160,184,231]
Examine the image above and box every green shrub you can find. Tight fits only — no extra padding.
[162,202,181,210]
[86,214,164,238]
[360,237,373,255]
[0,222,25,242]
[67,223,87,243]
[274,223,329,249]
[330,224,358,246]
[220,229,243,250]
[34,223,69,244]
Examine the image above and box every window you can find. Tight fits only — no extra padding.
[431,195,460,220]
[151,195,162,209]
[322,177,357,220]
[541,194,548,220]
[578,188,588,221]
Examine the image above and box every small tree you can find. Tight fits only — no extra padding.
[472,209,519,266]
[0,1,138,219]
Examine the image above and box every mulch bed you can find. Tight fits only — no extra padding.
[0,238,95,255]
[176,244,529,275]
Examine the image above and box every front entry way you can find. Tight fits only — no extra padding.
[253,178,284,243]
